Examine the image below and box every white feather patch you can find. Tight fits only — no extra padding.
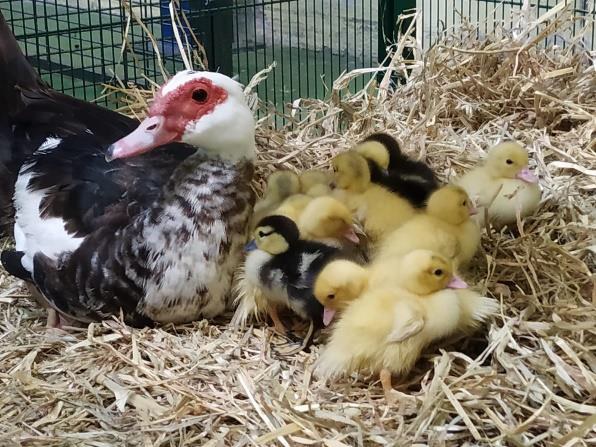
[298,251,320,277]
[13,163,85,272]
[37,137,62,153]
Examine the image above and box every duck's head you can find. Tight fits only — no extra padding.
[106,70,255,162]
[246,215,300,255]
[264,170,301,201]
[331,151,371,193]
[398,249,468,296]
[298,196,359,243]
[313,259,369,326]
[485,141,538,183]
[427,184,477,225]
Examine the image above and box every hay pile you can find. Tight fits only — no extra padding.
[1,6,595,447]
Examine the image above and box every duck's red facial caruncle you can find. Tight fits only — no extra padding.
[106,76,228,161]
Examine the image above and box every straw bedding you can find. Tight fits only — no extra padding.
[0,7,594,447]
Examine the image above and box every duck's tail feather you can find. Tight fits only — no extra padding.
[0,11,46,238]
[1,249,32,282]
[0,10,45,117]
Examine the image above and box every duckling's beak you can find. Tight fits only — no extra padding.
[323,307,337,326]
[468,205,479,216]
[447,275,468,289]
[342,226,360,244]
[244,240,257,252]
[516,167,538,184]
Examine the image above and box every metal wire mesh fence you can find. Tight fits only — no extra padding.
[2,1,594,112]
[419,0,595,49]
[1,0,380,110]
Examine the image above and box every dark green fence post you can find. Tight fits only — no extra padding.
[377,0,395,69]
[378,0,415,84]
[398,0,416,82]
[188,0,233,75]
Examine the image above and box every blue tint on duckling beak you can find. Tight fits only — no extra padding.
[244,240,257,252]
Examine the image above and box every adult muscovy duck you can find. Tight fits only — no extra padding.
[0,11,256,328]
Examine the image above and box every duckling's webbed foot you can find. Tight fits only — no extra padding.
[267,305,288,335]
[273,321,320,355]
[380,368,397,404]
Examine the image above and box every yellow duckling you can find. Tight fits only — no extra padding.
[299,169,333,197]
[457,141,541,227]
[252,170,300,227]
[354,139,390,170]
[273,193,313,222]
[313,259,369,325]
[315,249,497,401]
[298,196,360,245]
[375,185,480,267]
[331,151,417,244]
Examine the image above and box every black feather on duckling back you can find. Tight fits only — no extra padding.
[247,215,346,350]
[361,132,440,208]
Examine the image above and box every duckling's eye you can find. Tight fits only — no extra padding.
[462,201,467,207]
[506,159,513,165]
[327,293,335,300]
[433,269,443,276]
[192,88,208,103]
[258,230,266,238]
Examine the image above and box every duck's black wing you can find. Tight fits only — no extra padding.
[23,134,196,236]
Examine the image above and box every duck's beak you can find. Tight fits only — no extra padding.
[447,275,468,289]
[342,226,360,244]
[468,205,479,216]
[244,240,257,252]
[323,307,337,326]
[516,167,538,184]
[106,115,179,161]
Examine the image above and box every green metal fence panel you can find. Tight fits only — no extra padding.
[1,0,380,111]
[418,1,595,50]
[1,1,594,110]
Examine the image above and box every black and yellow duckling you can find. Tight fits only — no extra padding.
[242,214,347,350]
[355,132,439,208]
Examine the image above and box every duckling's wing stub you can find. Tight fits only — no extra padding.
[386,302,424,343]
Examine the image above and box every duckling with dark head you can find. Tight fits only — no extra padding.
[243,214,345,350]
[355,132,439,208]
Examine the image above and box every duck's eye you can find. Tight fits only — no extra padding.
[433,269,443,276]
[192,88,208,103]
[327,293,335,300]
[506,159,513,165]
[258,230,266,238]
[462,201,467,207]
